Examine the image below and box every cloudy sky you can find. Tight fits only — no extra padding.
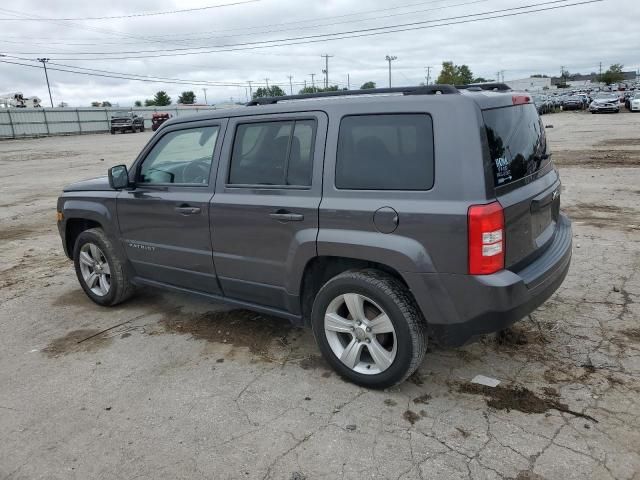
[0,0,636,107]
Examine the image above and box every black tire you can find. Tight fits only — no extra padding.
[73,228,135,306]
[311,269,427,389]
[130,126,136,133]
[140,125,145,132]
[110,128,115,134]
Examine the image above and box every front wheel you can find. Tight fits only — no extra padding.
[311,270,427,388]
[73,228,135,306]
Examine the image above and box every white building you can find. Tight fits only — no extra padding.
[505,77,552,92]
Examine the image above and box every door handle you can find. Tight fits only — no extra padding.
[175,206,201,215]
[269,210,304,222]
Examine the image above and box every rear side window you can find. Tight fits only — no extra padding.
[483,104,548,187]
[229,119,316,186]
[336,114,434,190]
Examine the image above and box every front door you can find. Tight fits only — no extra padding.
[210,112,327,311]
[117,119,226,294]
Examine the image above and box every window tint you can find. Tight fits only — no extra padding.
[139,126,219,185]
[336,114,434,190]
[483,104,548,187]
[229,119,316,186]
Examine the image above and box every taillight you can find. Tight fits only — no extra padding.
[468,201,505,275]
[512,95,531,105]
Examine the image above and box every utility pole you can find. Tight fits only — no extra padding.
[321,54,333,89]
[500,70,505,83]
[287,75,293,95]
[425,66,432,85]
[264,78,270,89]
[385,55,397,88]
[37,57,53,107]
[247,80,253,98]
[309,73,316,90]
[347,73,350,90]
[599,62,602,81]
[202,88,208,105]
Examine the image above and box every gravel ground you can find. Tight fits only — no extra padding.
[1,111,639,480]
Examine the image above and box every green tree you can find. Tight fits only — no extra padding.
[253,85,286,98]
[436,61,475,85]
[472,77,493,83]
[101,101,112,107]
[91,101,101,107]
[600,64,625,85]
[144,99,156,106]
[134,100,142,107]
[178,91,196,104]
[152,91,172,106]
[360,81,376,89]
[457,65,474,85]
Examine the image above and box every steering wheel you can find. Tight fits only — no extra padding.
[182,160,210,184]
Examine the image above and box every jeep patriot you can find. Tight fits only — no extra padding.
[56,85,572,388]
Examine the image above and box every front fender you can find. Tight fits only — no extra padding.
[58,193,119,255]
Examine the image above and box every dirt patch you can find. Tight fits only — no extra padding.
[384,399,397,406]
[407,371,425,386]
[0,150,81,162]
[620,328,640,342]
[456,382,597,422]
[159,309,292,359]
[515,472,545,480]
[413,393,432,405]
[495,324,549,348]
[0,225,39,242]
[402,410,421,425]
[596,138,640,147]
[42,329,114,357]
[562,203,639,231]
[299,354,330,371]
[554,149,640,167]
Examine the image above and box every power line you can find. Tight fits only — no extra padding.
[0,0,259,21]
[0,59,306,88]
[17,0,603,60]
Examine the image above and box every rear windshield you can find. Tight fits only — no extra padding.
[483,104,548,187]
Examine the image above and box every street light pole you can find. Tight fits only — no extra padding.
[202,88,208,105]
[385,55,397,88]
[37,57,53,107]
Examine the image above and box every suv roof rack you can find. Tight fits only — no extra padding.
[246,84,459,106]
[456,83,511,92]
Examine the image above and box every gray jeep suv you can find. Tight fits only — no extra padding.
[56,85,572,388]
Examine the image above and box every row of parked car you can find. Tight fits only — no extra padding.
[532,87,640,115]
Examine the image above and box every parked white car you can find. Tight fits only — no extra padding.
[630,93,640,112]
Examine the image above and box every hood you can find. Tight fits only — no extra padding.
[63,175,112,192]
[592,97,618,104]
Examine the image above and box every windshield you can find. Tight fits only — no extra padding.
[483,104,548,187]
[596,93,617,99]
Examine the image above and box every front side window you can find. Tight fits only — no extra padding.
[228,119,316,186]
[139,126,219,185]
[336,114,434,190]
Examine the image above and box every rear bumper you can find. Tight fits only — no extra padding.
[405,214,572,347]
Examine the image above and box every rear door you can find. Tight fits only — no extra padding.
[483,103,561,270]
[210,112,327,311]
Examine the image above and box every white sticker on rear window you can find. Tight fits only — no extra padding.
[494,157,512,184]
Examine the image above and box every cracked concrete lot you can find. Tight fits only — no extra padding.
[1,111,639,479]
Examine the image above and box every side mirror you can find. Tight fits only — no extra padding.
[108,165,130,189]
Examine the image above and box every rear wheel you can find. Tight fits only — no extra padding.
[73,228,135,306]
[110,128,116,134]
[311,270,427,388]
